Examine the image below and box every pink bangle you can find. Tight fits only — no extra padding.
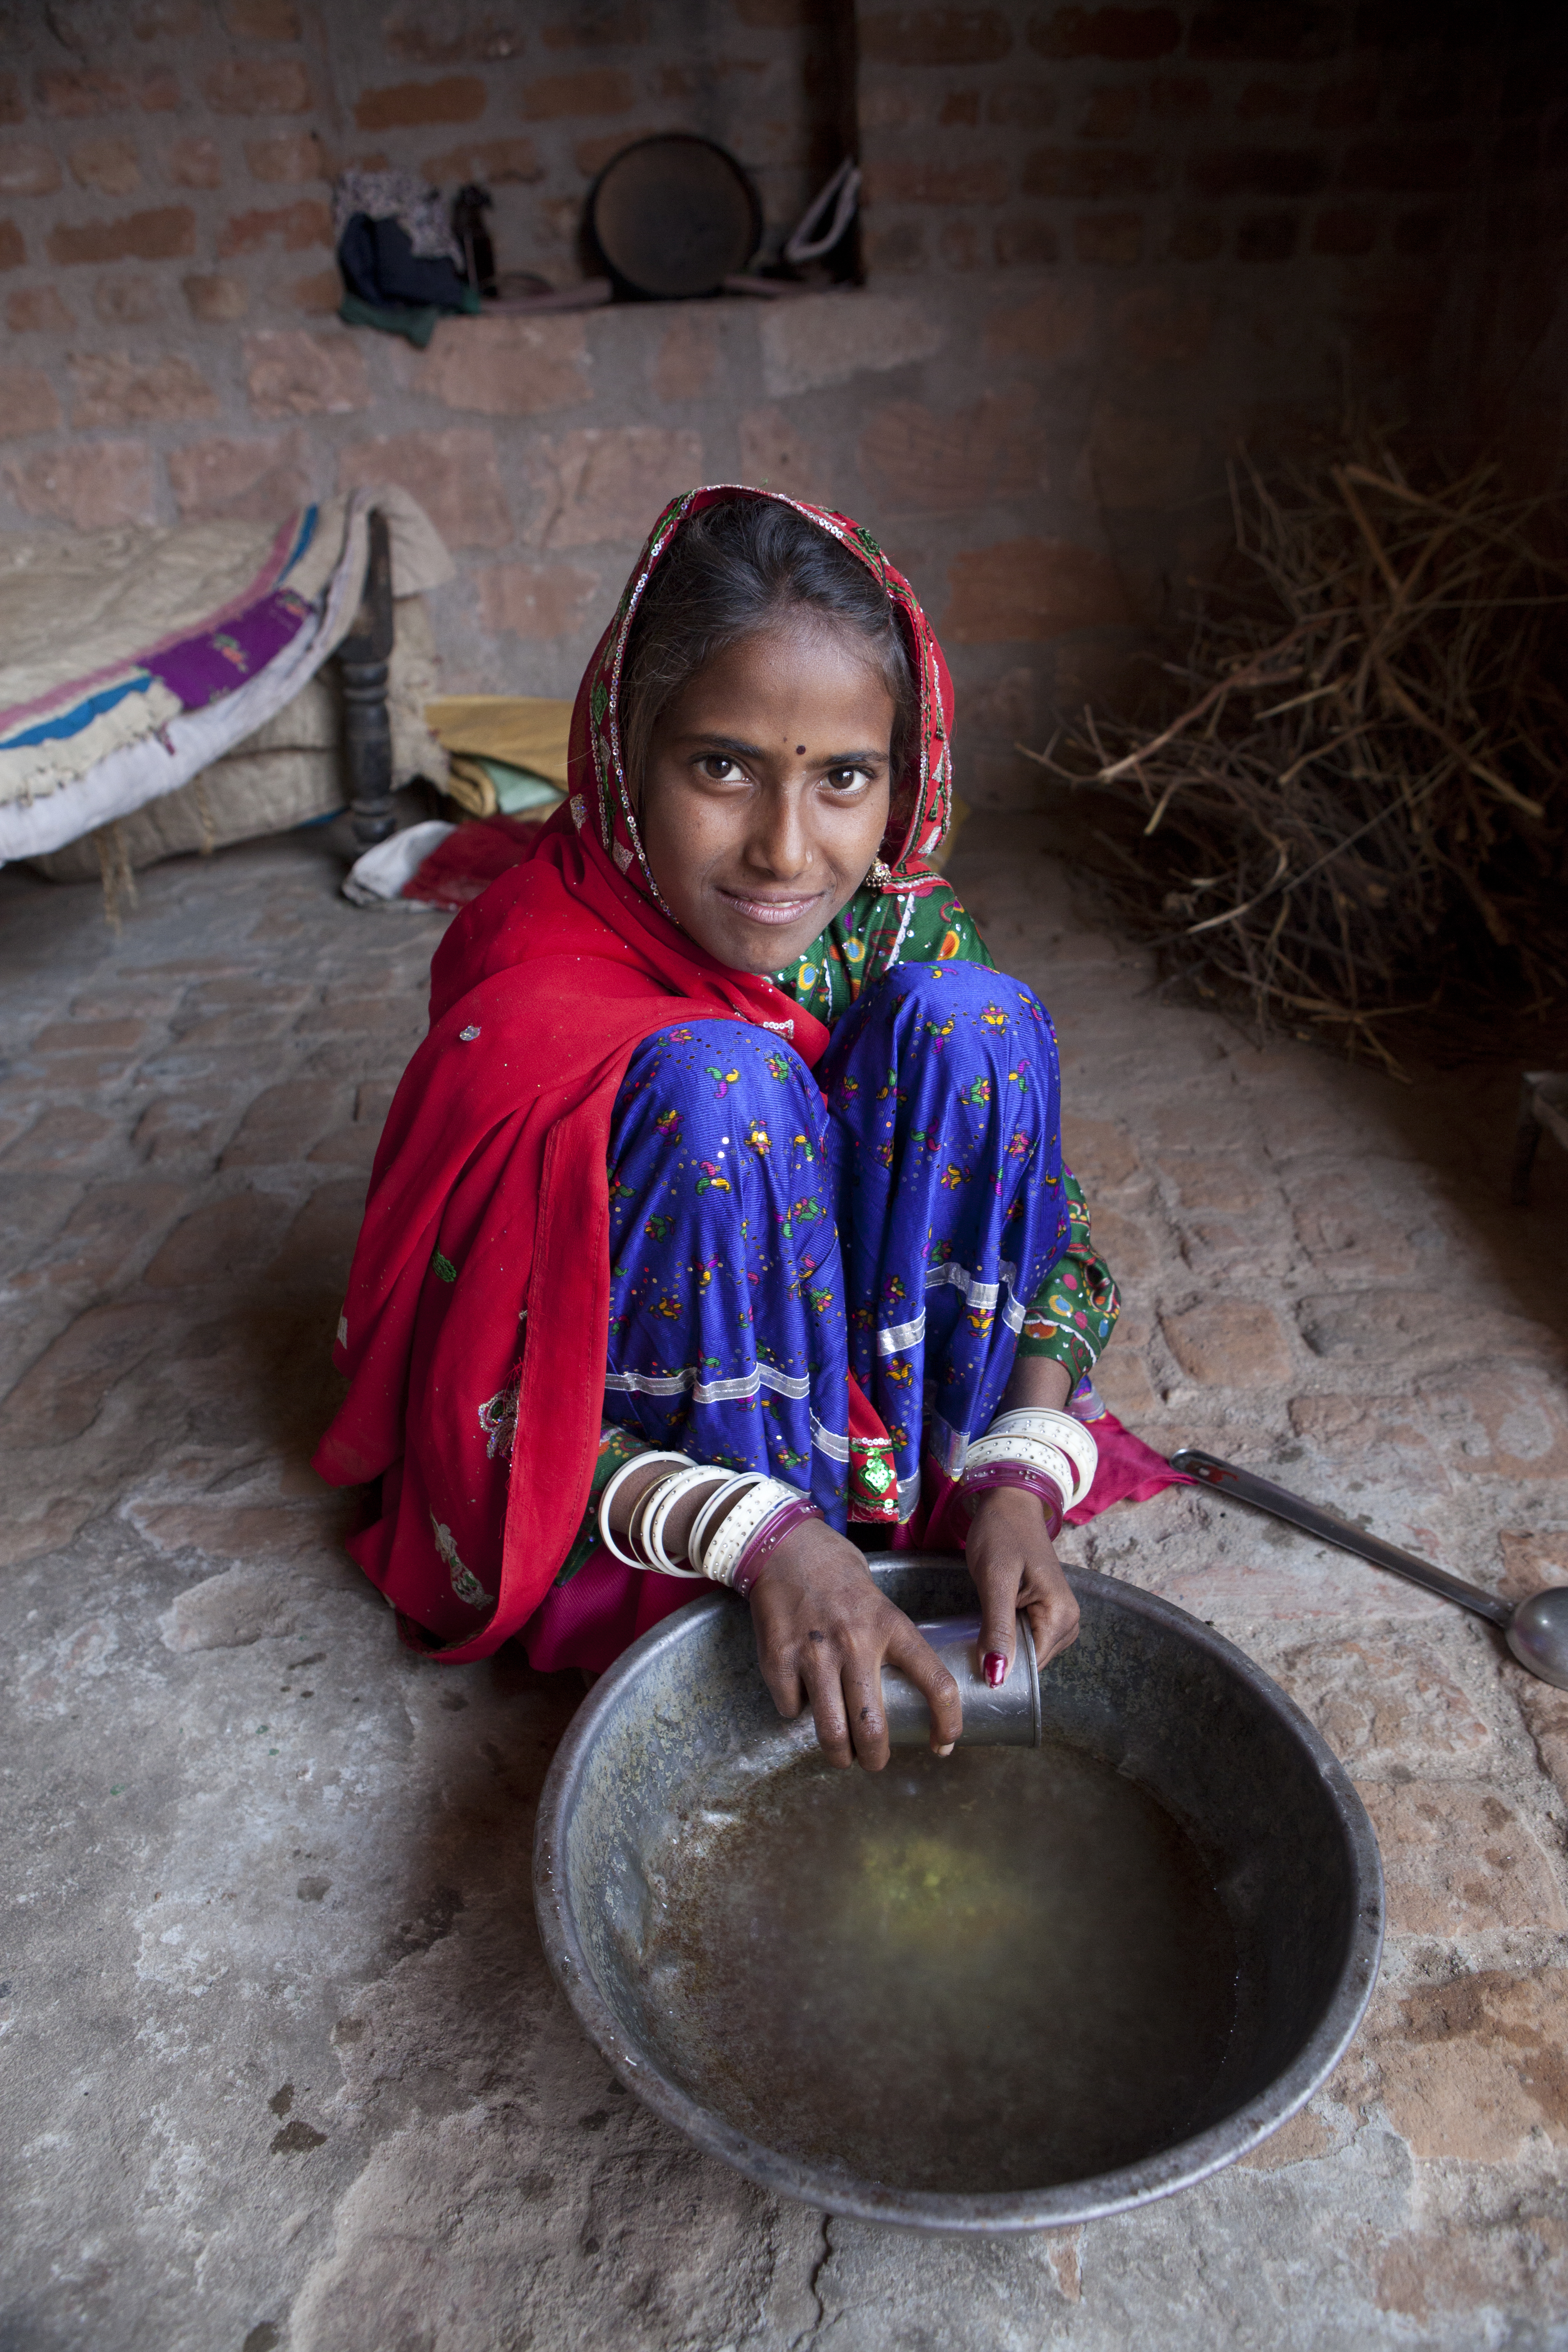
[731,1496,823,1596]
[961,1463,1065,1540]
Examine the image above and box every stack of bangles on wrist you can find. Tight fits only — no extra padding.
[597,1453,823,1597]
[957,1407,1099,1537]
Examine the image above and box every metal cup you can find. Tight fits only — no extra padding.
[880,1613,1042,1747]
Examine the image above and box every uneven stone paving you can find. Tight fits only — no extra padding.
[3,826,1568,2352]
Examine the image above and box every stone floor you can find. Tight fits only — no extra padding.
[3,821,1568,2352]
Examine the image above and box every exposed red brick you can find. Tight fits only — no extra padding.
[69,350,219,429]
[1313,73,1378,128]
[353,75,488,132]
[168,431,311,519]
[244,329,369,416]
[519,67,635,118]
[1164,1298,1292,1384]
[865,157,1011,203]
[0,365,62,439]
[383,6,529,62]
[1088,405,1202,506]
[1151,72,1211,117]
[1112,284,1214,364]
[338,427,509,549]
[287,266,340,313]
[94,272,164,324]
[861,388,1040,513]
[218,199,331,256]
[1341,139,1471,192]
[140,68,180,112]
[860,9,1015,64]
[36,68,132,117]
[1311,204,1375,255]
[1022,146,1160,198]
[984,281,1093,359]
[1168,209,1223,259]
[986,83,1060,124]
[6,286,73,331]
[245,130,330,183]
[0,222,23,270]
[1073,209,1143,264]
[1079,85,1141,138]
[1029,7,1179,59]
[733,403,826,502]
[993,214,1060,265]
[575,131,656,178]
[47,206,195,266]
[1189,3,1343,59]
[420,136,543,185]
[1237,209,1299,260]
[415,312,591,415]
[201,58,313,113]
[165,135,222,189]
[940,88,981,124]
[0,74,20,125]
[522,425,702,549]
[1188,146,1328,196]
[477,561,602,640]
[4,440,156,529]
[652,312,718,401]
[541,0,646,35]
[183,271,250,320]
[861,222,927,271]
[0,144,62,198]
[70,136,143,196]
[222,0,302,33]
[945,537,1131,641]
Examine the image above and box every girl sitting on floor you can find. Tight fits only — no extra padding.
[315,487,1173,1767]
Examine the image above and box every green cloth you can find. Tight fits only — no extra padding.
[480,759,564,817]
[339,284,482,348]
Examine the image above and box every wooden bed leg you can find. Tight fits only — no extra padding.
[339,508,395,851]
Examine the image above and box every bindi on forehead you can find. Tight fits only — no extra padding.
[796,744,805,754]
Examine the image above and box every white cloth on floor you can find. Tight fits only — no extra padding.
[341,819,455,906]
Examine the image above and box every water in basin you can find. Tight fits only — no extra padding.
[632,1735,1239,2196]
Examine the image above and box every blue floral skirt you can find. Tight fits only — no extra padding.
[600,961,1072,1527]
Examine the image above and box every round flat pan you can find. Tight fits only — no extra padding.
[590,133,762,299]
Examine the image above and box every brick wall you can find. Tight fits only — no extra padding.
[0,1,1563,824]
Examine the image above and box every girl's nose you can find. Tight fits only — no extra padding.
[748,782,812,880]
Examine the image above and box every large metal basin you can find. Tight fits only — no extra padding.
[534,1559,1384,2231]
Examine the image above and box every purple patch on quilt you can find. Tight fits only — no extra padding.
[142,588,312,712]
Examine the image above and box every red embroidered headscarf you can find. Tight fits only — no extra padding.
[314,487,957,1658]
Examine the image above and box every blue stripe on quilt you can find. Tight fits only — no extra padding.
[0,673,154,753]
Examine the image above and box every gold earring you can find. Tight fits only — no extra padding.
[868,856,893,890]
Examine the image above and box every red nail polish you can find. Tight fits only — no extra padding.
[984,1651,1008,1688]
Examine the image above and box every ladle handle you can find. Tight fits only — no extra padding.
[1169,1447,1512,1629]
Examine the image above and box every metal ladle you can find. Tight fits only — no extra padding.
[1170,1447,1568,1691]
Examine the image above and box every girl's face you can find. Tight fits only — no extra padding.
[639,615,895,975]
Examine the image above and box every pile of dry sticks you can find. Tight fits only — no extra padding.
[1025,445,1568,1068]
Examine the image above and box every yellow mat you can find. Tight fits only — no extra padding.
[423,696,574,791]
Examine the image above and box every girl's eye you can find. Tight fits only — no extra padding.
[825,765,872,792]
[697,755,745,783]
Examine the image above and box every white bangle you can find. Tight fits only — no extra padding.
[961,1433,1076,1504]
[596,1451,692,1570]
[984,1408,1098,1504]
[637,1465,730,1577]
[700,1475,810,1589]
[688,1472,765,1578]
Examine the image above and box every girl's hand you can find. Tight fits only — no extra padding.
[963,1484,1079,1686]
[747,1518,963,1772]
